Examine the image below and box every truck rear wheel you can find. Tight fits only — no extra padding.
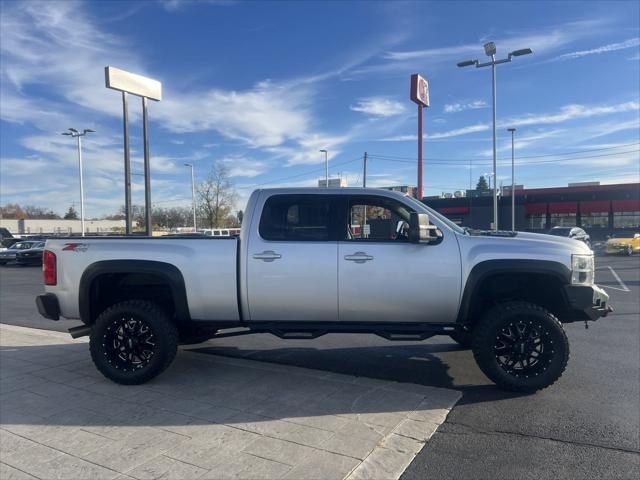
[472,301,569,392]
[90,300,178,385]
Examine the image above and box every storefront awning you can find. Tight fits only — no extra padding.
[580,200,610,213]
[548,202,577,214]
[612,199,640,212]
[525,203,547,215]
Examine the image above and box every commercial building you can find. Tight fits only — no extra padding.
[423,182,639,239]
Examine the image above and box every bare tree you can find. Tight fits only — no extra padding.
[197,163,237,228]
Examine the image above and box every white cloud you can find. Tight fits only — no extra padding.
[443,100,487,113]
[554,37,640,61]
[504,101,639,127]
[384,21,602,62]
[350,97,407,117]
[219,157,267,178]
[160,0,236,11]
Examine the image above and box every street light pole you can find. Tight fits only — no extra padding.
[508,128,516,231]
[319,149,328,187]
[185,163,197,231]
[457,43,532,231]
[62,128,95,236]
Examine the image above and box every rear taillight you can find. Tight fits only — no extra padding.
[43,250,57,286]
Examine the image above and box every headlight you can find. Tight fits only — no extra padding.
[571,254,594,285]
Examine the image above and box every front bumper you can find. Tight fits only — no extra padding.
[36,293,60,321]
[564,284,612,321]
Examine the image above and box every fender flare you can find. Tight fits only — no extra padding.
[79,260,190,324]
[456,259,571,324]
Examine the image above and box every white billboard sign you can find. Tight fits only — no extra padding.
[105,66,162,101]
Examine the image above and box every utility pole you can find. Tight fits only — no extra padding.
[61,128,95,236]
[363,152,368,187]
[508,127,516,231]
[319,149,328,187]
[457,43,532,231]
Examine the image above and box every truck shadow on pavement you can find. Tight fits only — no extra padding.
[0,337,512,435]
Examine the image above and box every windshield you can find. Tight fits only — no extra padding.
[401,195,466,235]
[549,228,571,236]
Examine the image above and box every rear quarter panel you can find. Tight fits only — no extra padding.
[45,238,239,321]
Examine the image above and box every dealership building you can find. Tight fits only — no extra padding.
[422,182,640,239]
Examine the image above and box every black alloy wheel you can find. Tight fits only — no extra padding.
[493,319,551,378]
[90,300,178,385]
[472,301,569,392]
[104,317,156,372]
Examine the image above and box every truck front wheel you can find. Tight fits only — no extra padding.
[472,301,569,392]
[90,300,178,385]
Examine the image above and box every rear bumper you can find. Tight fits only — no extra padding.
[36,293,60,321]
[564,284,612,321]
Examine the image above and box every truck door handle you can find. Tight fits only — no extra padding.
[344,252,374,263]
[253,250,282,262]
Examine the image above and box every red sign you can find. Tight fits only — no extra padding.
[410,74,429,107]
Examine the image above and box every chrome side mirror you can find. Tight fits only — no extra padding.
[409,212,435,243]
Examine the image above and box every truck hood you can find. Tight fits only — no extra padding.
[457,230,591,271]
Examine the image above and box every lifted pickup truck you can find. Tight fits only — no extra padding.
[36,188,611,392]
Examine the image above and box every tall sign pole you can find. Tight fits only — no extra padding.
[417,103,423,200]
[105,66,162,235]
[410,74,429,200]
[122,92,132,234]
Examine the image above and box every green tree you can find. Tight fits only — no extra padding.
[63,206,79,219]
[476,175,490,191]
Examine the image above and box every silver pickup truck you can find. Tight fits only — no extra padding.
[36,188,611,392]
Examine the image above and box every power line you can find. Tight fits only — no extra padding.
[368,148,640,167]
[367,141,640,163]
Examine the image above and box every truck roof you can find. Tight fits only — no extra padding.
[255,187,410,198]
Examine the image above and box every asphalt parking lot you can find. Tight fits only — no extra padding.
[1,255,639,479]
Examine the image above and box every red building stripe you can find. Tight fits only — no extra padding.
[525,203,547,215]
[438,206,469,215]
[580,200,610,213]
[612,199,640,212]
[549,202,578,214]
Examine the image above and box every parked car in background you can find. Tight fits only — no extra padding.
[548,226,591,249]
[0,227,19,249]
[605,232,640,255]
[0,241,42,264]
[15,242,45,266]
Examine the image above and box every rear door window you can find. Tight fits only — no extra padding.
[259,195,336,241]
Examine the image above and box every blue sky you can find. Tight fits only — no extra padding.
[1,0,639,217]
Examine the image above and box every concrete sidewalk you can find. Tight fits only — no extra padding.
[0,324,460,480]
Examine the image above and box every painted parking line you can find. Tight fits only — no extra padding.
[596,265,630,292]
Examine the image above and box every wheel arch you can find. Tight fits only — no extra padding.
[79,260,190,325]
[457,259,572,326]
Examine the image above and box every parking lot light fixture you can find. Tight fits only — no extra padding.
[457,42,532,231]
[61,128,94,236]
[184,163,197,231]
[319,149,328,187]
[508,128,516,232]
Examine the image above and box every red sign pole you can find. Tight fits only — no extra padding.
[417,103,423,200]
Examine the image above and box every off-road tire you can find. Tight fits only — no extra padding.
[472,301,569,392]
[90,300,178,385]
[449,330,473,348]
